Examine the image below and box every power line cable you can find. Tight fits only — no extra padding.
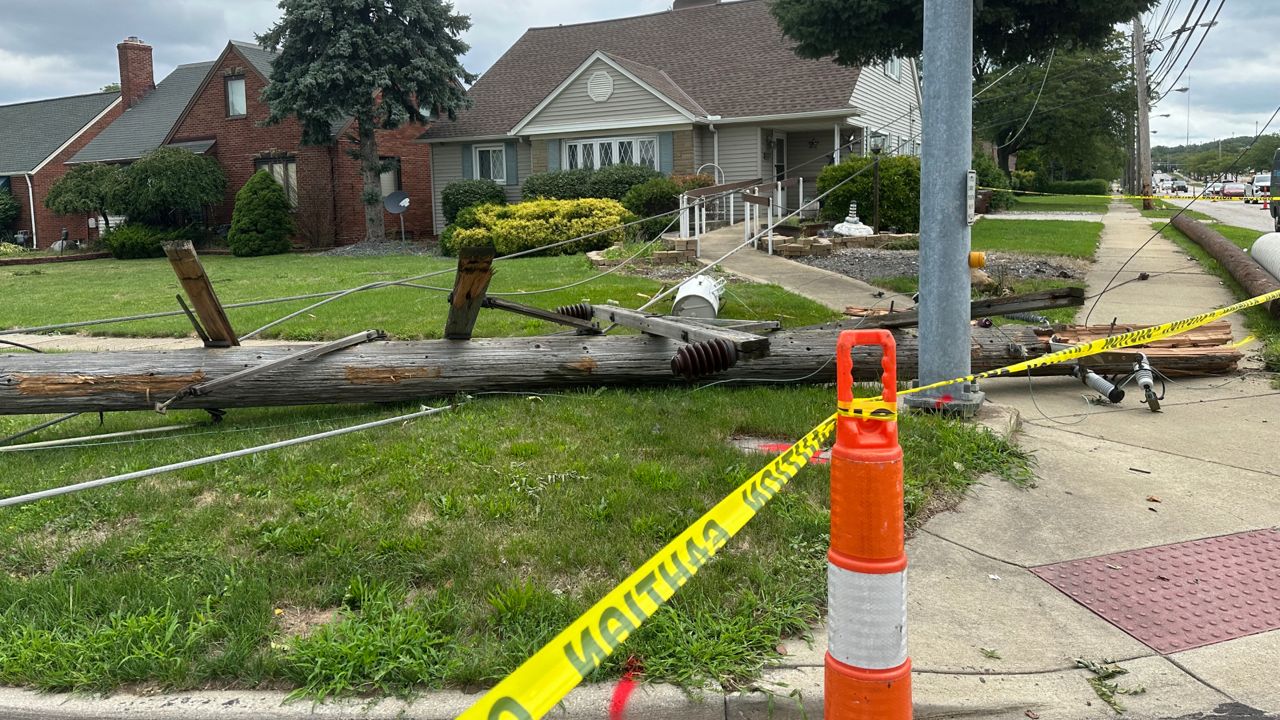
[996,48,1056,150]
[1154,0,1223,96]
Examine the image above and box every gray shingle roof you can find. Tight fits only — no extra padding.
[70,62,214,163]
[166,139,216,154]
[230,40,277,81]
[600,52,707,117]
[0,92,119,174]
[424,0,861,141]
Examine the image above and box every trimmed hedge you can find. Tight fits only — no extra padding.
[521,169,594,200]
[817,156,921,233]
[1040,179,1109,196]
[441,179,506,223]
[103,225,166,259]
[671,173,716,192]
[972,152,1014,210]
[442,198,629,256]
[586,164,662,201]
[622,178,682,239]
[227,171,294,257]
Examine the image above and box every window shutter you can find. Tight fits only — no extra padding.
[547,140,561,172]
[504,142,518,186]
[658,132,674,175]
[461,144,473,179]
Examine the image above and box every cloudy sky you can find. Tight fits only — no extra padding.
[0,0,1271,149]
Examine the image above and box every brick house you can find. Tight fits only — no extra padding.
[70,38,434,246]
[1,91,122,249]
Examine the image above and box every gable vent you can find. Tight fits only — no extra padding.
[587,71,614,102]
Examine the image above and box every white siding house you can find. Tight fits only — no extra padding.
[420,0,922,235]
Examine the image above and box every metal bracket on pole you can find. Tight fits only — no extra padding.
[175,295,213,346]
[155,329,385,414]
[481,297,601,334]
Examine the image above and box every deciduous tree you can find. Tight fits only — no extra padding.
[108,147,225,228]
[771,0,1157,68]
[974,35,1132,177]
[258,0,474,243]
[45,163,121,232]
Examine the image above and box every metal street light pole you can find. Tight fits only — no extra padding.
[906,0,984,416]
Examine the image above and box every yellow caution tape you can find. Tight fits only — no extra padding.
[455,416,837,720]
[900,288,1280,399]
[836,398,898,421]
[977,186,1274,202]
[1228,335,1257,349]
[456,287,1280,720]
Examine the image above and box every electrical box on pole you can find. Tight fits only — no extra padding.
[966,170,977,226]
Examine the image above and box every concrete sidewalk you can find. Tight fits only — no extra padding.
[695,224,908,313]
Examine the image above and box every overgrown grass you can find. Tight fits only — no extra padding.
[869,275,1085,325]
[1008,194,1110,214]
[1156,222,1280,376]
[0,253,838,341]
[971,218,1103,259]
[0,387,1030,696]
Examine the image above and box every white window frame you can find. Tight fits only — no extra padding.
[473,144,506,184]
[562,135,658,172]
[884,57,901,82]
[226,75,247,117]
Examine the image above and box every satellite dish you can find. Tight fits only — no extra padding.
[384,191,410,214]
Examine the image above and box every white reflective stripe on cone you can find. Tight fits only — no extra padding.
[827,564,908,669]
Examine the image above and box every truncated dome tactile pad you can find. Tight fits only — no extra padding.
[1031,530,1280,653]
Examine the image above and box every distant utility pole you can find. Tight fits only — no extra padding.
[1133,16,1153,210]
[905,0,984,416]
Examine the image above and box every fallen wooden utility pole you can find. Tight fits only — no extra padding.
[1171,214,1280,318]
[0,324,1242,415]
[845,287,1084,328]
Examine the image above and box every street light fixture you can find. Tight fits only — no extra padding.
[1172,78,1190,148]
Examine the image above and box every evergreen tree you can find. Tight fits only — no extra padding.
[258,0,475,242]
[227,170,295,257]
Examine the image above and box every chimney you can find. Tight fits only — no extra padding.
[117,36,155,109]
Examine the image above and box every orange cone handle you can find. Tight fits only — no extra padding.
[827,329,911,719]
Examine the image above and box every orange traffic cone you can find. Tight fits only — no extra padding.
[827,330,911,720]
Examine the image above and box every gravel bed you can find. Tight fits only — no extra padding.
[795,248,1089,282]
[321,240,441,257]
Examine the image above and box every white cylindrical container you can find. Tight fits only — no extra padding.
[1252,232,1280,283]
[672,276,725,319]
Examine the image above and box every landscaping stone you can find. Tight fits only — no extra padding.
[795,248,1088,283]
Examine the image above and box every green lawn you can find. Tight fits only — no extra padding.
[0,388,1029,696]
[971,218,1103,259]
[1156,222,1279,376]
[1008,194,1111,214]
[0,253,837,341]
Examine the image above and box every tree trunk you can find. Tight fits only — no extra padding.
[0,325,1242,416]
[356,117,386,243]
[997,143,1013,175]
[98,210,111,233]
